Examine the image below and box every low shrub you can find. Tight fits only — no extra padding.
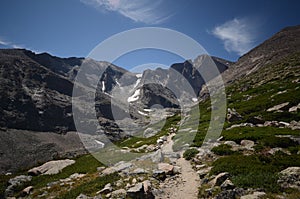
[211,144,237,156]
[183,148,199,160]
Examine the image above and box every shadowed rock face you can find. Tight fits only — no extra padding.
[139,83,180,109]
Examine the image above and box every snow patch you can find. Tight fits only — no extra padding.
[101,81,105,92]
[128,89,140,102]
[136,73,142,78]
[134,78,141,88]
[192,98,198,102]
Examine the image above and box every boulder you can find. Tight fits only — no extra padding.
[289,103,300,112]
[290,120,300,130]
[227,108,243,122]
[224,141,239,147]
[111,189,126,198]
[173,166,181,174]
[211,172,230,187]
[267,102,289,112]
[158,163,174,175]
[5,175,32,197]
[215,188,246,199]
[98,183,112,194]
[220,179,235,190]
[240,191,266,199]
[197,167,212,179]
[264,121,280,127]
[28,159,75,175]
[152,170,166,181]
[20,186,33,197]
[127,181,154,199]
[100,167,116,176]
[151,149,164,163]
[240,140,255,149]
[278,167,300,190]
[127,183,144,198]
[114,161,133,172]
[268,147,291,155]
[76,194,103,199]
[130,168,147,175]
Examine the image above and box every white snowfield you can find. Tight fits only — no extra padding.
[127,89,140,102]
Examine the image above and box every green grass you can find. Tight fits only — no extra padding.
[211,144,239,156]
[0,154,103,197]
[30,154,103,189]
[221,126,300,143]
[210,153,300,192]
[58,173,120,199]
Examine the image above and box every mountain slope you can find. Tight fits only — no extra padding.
[223,25,300,84]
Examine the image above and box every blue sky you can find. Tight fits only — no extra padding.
[0,0,299,70]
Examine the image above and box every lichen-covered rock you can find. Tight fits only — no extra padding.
[278,167,300,190]
[28,159,75,175]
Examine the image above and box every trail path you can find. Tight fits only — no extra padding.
[157,134,200,199]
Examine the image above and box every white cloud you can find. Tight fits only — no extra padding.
[80,0,170,24]
[0,39,9,46]
[212,18,257,56]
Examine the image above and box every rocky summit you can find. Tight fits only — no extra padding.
[0,25,300,199]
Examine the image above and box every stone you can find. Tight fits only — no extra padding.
[127,183,144,197]
[5,175,32,197]
[264,121,280,127]
[289,120,300,130]
[28,159,75,175]
[132,178,137,184]
[215,188,246,199]
[240,191,266,199]
[240,140,255,149]
[114,162,133,172]
[289,103,300,112]
[143,180,151,193]
[156,139,164,145]
[97,166,105,172]
[76,194,89,199]
[227,108,243,122]
[173,166,181,174]
[152,170,166,181]
[267,102,289,112]
[197,167,212,179]
[158,163,174,175]
[224,141,238,147]
[268,147,291,155]
[127,181,154,199]
[101,167,116,176]
[151,149,164,163]
[195,164,206,170]
[278,167,300,190]
[130,168,147,175]
[70,173,86,179]
[111,189,126,198]
[20,186,33,196]
[227,123,255,130]
[220,179,235,190]
[98,183,112,194]
[211,172,230,186]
